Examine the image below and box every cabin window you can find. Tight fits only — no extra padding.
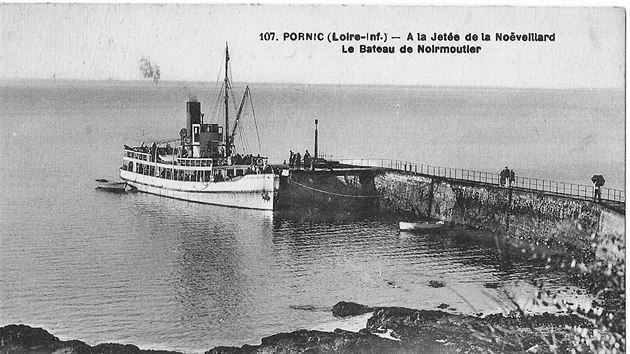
[193,126,200,143]
[236,169,244,177]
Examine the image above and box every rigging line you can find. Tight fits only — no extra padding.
[288,176,381,199]
[238,124,245,150]
[223,78,235,123]
[238,137,247,155]
[238,124,251,153]
[210,52,225,105]
[228,59,234,86]
[237,101,252,153]
[212,83,224,123]
[227,80,239,117]
[237,126,245,152]
[248,92,263,152]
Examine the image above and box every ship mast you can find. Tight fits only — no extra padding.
[224,43,230,157]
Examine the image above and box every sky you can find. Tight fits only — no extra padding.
[0,4,625,89]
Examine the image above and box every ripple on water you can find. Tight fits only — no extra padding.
[2,202,592,352]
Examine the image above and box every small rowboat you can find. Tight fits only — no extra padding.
[399,220,445,232]
[96,180,128,194]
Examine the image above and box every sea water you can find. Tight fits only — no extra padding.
[0,80,624,352]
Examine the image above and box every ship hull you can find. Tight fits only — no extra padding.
[120,169,278,210]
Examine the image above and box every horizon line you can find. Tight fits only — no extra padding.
[0,77,624,92]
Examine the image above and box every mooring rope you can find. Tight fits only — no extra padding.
[288,175,381,198]
[288,174,435,199]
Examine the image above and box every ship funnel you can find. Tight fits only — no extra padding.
[186,102,201,138]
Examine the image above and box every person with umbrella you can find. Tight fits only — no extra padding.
[591,175,605,202]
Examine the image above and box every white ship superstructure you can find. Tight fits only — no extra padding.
[119,44,278,210]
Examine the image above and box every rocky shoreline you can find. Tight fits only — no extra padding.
[1,301,592,354]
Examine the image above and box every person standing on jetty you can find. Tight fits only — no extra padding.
[509,169,515,187]
[295,152,302,169]
[289,150,294,168]
[303,150,312,170]
[499,166,510,187]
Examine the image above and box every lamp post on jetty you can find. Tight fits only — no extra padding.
[314,119,318,171]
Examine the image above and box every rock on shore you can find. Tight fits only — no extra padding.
[1,302,592,353]
[0,324,181,354]
[331,301,374,317]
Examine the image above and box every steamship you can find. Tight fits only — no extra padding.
[119,45,278,210]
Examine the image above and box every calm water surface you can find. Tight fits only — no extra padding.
[0,81,622,352]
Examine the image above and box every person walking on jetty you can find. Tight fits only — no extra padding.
[594,184,602,202]
[509,169,515,187]
[499,166,509,187]
[591,174,605,203]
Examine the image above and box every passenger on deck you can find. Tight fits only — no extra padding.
[234,153,242,165]
[150,143,157,162]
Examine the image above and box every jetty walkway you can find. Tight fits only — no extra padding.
[335,158,625,213]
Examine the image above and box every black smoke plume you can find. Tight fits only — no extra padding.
[139,57,161,84]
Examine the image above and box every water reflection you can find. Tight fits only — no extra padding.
[130,197,277,342]
[4,187,593,351]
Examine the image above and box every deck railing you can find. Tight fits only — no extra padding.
[124,150,150,161]
[177,157,215,167]
[335,158,625,204]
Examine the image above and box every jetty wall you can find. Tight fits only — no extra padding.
[277,169,379,211]
[375,171,625,257]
